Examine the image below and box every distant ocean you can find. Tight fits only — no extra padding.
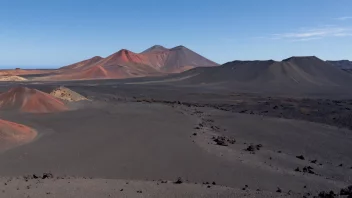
[0,66,58,70]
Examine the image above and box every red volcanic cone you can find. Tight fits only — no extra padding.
[0,87,68,113]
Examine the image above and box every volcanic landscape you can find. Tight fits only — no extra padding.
[0,45,352,198]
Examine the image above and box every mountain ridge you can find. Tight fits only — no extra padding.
[54,45,218,80]
[166,56,352,95]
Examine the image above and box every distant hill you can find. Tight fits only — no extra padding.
[168,56,352,95]
[142,45,169,53]
[52,45,218,80]
[327,60,352,69]
[60,56,103,70]
[327,60,352,74]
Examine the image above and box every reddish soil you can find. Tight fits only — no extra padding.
[0,87,68,113]
[51,45,218,80]
[0,119,37,151]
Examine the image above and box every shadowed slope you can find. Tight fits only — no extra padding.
[175,56,352,85]
[0,119,37,151]
[161,46,218,72]
[327,60,352,69]
[0,87,68,113]
[327,60,352,74]
[141,45,169,53]
[167,56,352,95]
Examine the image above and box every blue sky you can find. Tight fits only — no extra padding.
[0,0,351,68]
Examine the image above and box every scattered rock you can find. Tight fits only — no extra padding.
[227,138,236,144]
[317,190,336,198]
[42,173,54,179]
[296,155,305,160]
[174,177,183,184]
[244,145,256,154]
[303,166,315,174]
[244,144,262,153]
[137,190,142,193]
[340,185,352,196]
[294,167,301,172]
[311,160,317,164]
[24,173,54,180]
[212,136,228,146]
[50,86,87,102]
[241,185,249,191]
[211,125,220,130]
[276,187,282,193]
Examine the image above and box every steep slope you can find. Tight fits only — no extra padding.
[171,56,352,95]
[60,56,103,70]
[95,49,165,71]
[161,46,219,72]
[52,45,218,80]
[142,45,169,53]
[0,87,68,113]
[0,119,37,151]
[279,56,352,85]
